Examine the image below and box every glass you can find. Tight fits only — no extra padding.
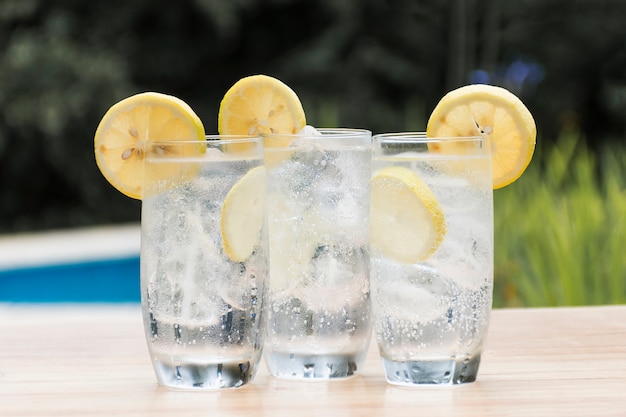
[371,132,493,386]
[140,136,268,389]
[263,128,373,379]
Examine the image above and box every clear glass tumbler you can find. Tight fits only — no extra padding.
[140,136,268,389]
[370,132,493,385]
[263,128,373,379]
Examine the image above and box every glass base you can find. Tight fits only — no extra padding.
[152,358,256,389]
[382,354,481,386]
[265,351,363,379]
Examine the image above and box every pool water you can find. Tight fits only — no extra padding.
[0,257,140,303]
[0,224,141,303]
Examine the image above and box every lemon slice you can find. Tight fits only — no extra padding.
[371,166,446,263]
[94,92,205,199]
[218,74,306,137]
[426,84,536,189]
[267,196,323,291]
[221,166,267,262]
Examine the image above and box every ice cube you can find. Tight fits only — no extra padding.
[433,216,493,291]
[372,260,453,323]
[291,126,324,149]
[284,241,368,311]
[205,147,225,159]
[297,125,322,137]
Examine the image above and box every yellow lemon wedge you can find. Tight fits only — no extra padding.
[426,84,536,189]
[221,166,267,262]
[218,74,306,137]
[370,166,446,263]
[94,92,205,199]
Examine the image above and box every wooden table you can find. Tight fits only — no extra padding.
[1,304,625,416]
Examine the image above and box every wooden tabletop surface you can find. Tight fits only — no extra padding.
[1,304,625,416]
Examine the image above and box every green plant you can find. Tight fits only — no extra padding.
[494,130,626,307]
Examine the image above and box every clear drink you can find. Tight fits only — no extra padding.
[371,133,493,385]
[140,137,268,389]
[263,128,373,379]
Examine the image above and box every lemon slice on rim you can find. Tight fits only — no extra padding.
[94,92,205,199]
[217,74,306,163]
[218,74,306,136]
[221,166,267,262]
[426,84,536,189]
[371,166,446,263]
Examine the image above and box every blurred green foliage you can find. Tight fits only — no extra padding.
[494,130,626,307]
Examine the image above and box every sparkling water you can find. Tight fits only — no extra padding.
[264,129,373,379]
[141,150,268,389]
[371,147,493,385]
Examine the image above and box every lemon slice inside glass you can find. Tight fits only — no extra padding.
[426,84,536,189]
[371,166,446,263]
[221,166,267,262]
[94,92,205,199]
[217,74,306,163]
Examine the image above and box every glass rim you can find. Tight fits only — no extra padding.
[262,127,371,138]
[373,132,484,143]
[151,135,263,146]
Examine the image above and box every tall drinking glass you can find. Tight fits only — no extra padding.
[370,132,493,385]
[263,128,373,379]
[140,136,268,389]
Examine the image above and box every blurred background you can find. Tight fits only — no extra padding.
[0,0,624,307]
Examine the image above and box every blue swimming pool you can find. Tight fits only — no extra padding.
[0,256,141,303]
[0,224,141,303]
